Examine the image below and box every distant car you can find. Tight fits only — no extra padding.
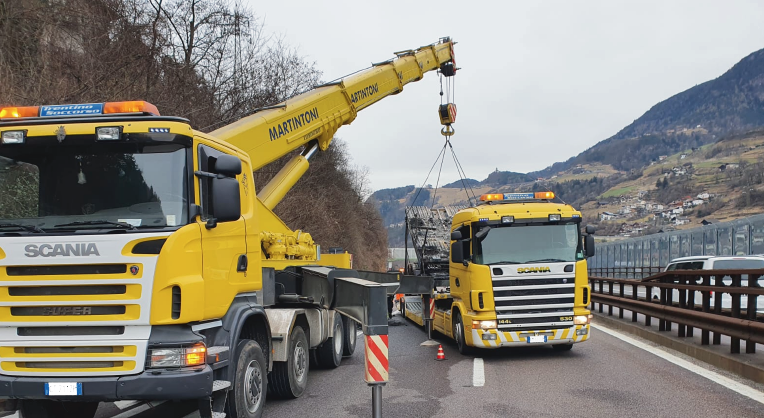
[664,255,764,272]
[658,255,764,312]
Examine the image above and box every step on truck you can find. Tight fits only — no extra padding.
[0,37,457,417]
[402,192,596,353]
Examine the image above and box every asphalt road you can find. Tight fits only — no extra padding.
[12,314,764,418]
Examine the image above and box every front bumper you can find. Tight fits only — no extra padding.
[0,365,213,401]
[470,324,590,348]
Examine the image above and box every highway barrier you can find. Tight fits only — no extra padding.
[590,269,764,354]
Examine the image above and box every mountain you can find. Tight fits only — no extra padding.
[534,47,764,177]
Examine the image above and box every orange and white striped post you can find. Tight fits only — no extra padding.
[364,334,388,418]
[364,334,389,384]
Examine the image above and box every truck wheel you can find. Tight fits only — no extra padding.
[553,344,573,351]
[19,400,99,418]
[316,313,343,368]
[226,339,267,418]
[268,326,308,399]
[453,311,474,355]
[342,316,358,356]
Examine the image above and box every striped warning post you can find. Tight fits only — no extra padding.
[364,334,389,383]
[429,298,435,319]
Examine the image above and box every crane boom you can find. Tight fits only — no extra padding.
[211,37,455,210]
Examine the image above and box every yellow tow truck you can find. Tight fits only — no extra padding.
[403,192,595,353]
[0,37,456,417]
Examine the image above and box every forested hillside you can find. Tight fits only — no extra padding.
[0,0,388,269]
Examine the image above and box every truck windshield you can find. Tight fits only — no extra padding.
[0,140,189,232]
[473,223,582,265]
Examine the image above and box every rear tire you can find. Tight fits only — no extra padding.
[316,313,343,368]
[342,316,358,356]
[226,339,267,418]
[268,326,309,399]
[553,344,574,351]
[19,400,99,418]
[453,311,474,355]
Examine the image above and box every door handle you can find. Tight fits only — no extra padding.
[237,255,248,272]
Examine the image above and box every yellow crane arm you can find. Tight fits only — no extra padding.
[211,37,456,210]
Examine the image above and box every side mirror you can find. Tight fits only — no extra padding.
[585,225,596,235]
[585,235,595,258]
[207,177,241,228]
[213,154,242,177]
[451,230,462,241]
[451,241,464,264]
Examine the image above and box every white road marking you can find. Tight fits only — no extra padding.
[473,357,485,387]
[114,400,141,410]
[112,401,165,418]
[592,323,764,405]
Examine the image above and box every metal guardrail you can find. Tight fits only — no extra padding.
[588,267,665,279]
[590,269,764,354]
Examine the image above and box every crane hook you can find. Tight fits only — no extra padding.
[441,125,455,137]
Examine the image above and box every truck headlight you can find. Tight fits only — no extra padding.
[472,320,497,330]
[574,315,592,325]
[148,343,206,368]
[1,130,25,144]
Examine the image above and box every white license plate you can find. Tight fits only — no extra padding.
[45,382,82,396]
[527,335,547,343]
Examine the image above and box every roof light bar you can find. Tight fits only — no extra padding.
[0,101,160,119]
[479,191,556,202]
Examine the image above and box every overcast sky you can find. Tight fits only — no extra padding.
[248,0,764,192]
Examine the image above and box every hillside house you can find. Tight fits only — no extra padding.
[692,199,704,206]
[659,155,668,161]
[675,217,691,226]
[672,207,684,215]
[697,192,710,200]
[637,190,648,198]
[672,167,687,176]
[680,154,687,159]
[600,212,617,221]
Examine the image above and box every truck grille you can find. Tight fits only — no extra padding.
[0,264,143,324]
[492,271,575,331]
[0,344,141,376]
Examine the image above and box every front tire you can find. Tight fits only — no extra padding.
[453,311,474,355]
[226,340,267,418]
[19,400,99,418]
[268,326,309,399]
[342,316,358,356]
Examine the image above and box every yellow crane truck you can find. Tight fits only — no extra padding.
[403,192,595,354]
[0,37,456,417]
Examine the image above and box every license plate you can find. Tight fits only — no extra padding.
[45,382,82,396]
[527,335,547,343]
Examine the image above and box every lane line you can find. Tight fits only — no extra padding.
[112,401,165,418]
[473,358,485,387]
[592,323,764,405]
[114,400,141,410]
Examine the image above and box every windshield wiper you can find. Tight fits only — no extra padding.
[524,258,568,263]
[0,223,45,233]
[487,261,522,265]
[53,220,136,230]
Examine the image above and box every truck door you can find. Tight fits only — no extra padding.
[196,142,247,315]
